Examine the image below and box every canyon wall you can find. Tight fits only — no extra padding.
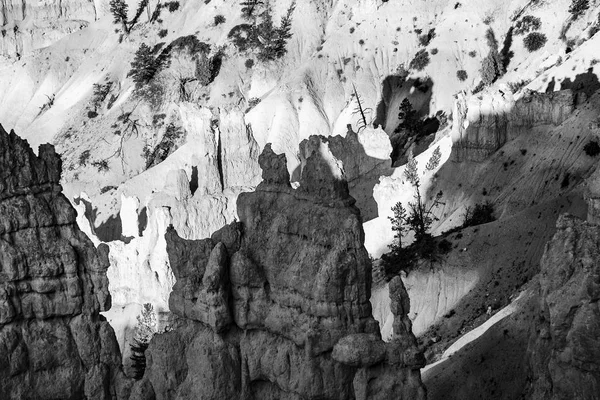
[129,142,426,400]
[0,0,100,58]
[0,124,129,399]
[452,89,574,162]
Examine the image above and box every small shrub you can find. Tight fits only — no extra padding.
[468,50,477,57]
[92,160,110,172]
[418,28,436,47]
[246,97,261,113]
[164,1,180,12]
[523,32,547,52]
[409,49,430,71]
[431,48,438,55]
[569,0,589,19]
[438,239,453,254]
[158,29,168,38]
[457,69,468,81]
[79,150,91,166]
[214,15,226,25]
[584,140,600,156]
[462,201,495,228]
[245,58,254,69]
[87,110,98,118]
[514,15,541,35]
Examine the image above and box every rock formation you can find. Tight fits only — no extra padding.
[0,124,129,399]
[526,213,600,399]
[298,126,393,221]
[130,141,426,399]
[452,89,574,162]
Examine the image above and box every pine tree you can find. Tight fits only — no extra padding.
[129,303,157,380]
[130,0,150,28]
[272,2,295,59]
[110,0,129,33]
[395,98,421,134]
[128,43,160,89]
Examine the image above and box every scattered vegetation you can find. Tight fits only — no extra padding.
[409,49,430,71]
[214,15,226,26]
[245,97,261,113]
[383,149,445,276]
[418,28,436,47]
[144,123,185,168]
[91,159,110,172]
[38,94,55,115]
[109,0,152,34]
[584,140,600,156]
[79,150,91,166]
[569,0,589,19]
[514,15,541,35]
[163,1,180,12]
[240,0,263,19]
[523,32,547,52]
[480,28,503,86]
[91,82,113,111]
[229,2,295,62]
[462,201,496,228]
[130,303,157,380]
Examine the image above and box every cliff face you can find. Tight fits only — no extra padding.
[527,214,600,399]
[452,89,574,162]
[130,142,425,399]
[0,124,128,399]
[0,0,98,58]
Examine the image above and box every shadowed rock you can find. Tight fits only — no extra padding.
[135,142,426,399]
[0,124,130,399]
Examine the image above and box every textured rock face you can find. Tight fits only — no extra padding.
[527,214,600,399]
[452,89,574,162]
[0,125,128,399]
[131,142,425,399]
[0,0,98,58]
[298,126,393,221]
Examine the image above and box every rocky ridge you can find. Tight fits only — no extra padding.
[451,89,575,162]
[130,142,426,399]
[0,124,129,399]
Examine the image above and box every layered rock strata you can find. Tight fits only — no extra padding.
[0,0,98,58]
[130,141,425,399]
[0,125,128,399]
[452,89,574,162]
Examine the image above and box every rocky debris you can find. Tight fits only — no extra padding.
[526,214,600,399]
[131,141,425,399]
[0,125,129,399]
[452,89,574,162]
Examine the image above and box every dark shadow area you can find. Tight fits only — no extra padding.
[500,27,514,71]
[189,165,199,195]
[138,206,148,236]
[561,67,600,99]
[73,196,131,243]
[292,125,395,222]
[373,76,433,131]
[545,77,556,93]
